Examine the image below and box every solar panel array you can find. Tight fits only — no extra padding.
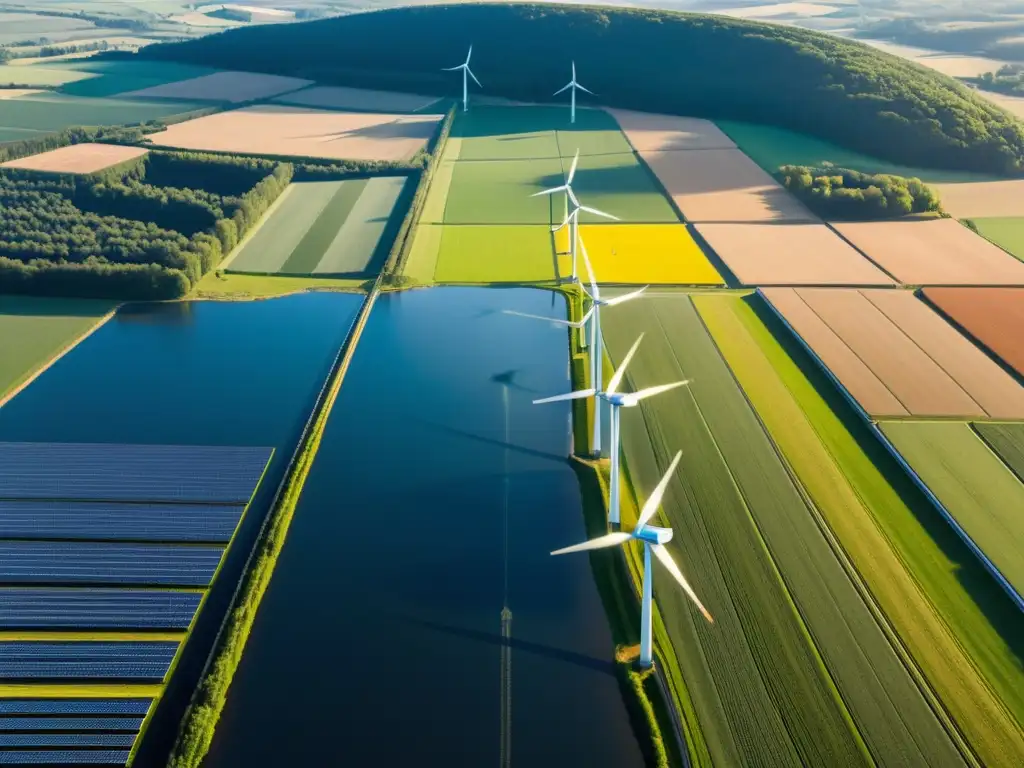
[0,443,271,504]
[0,501,244,543]
[0,442,273,766]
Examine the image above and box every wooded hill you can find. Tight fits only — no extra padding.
[139,2,1024,175]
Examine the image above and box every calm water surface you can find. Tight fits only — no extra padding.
[206,287,643,767]
[0,293,364,762]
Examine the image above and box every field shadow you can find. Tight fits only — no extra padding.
[747,292,1024,674]
[410,416,567,465]
[0,296,113,319]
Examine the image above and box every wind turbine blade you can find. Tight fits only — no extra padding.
[636,451,682,530]
[503,309,590,329]
[567,186,579,208]
[579,238,600,301]
[606,334,644,395]
[551,211,571,232]
[533,388,597,405]
[554,82,573,96]
[603,286,647,306]
[572,60,576,80]
[467,67,482,87]
[532,185,568,198]
[552,532,631,555]
[579,205,619,221]
[441,65,463,71]
[466,44,473,64]
[652,543,713,623]
[576,83,595,95]
[567,149,580,185]
[627,380,691,404]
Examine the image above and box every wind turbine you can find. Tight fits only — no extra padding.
[553,61,593,124]
[551,451,713,667]
[533,150,618,282]
[534,334,690,525]
[442,45,481,113]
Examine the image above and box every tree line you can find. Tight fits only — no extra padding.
[778,165,941,219]
[140,3,1024,175]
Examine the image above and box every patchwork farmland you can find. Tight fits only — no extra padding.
[227,177,410,277]
[1,143,148,174]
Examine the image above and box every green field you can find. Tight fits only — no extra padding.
[0,12,96,46]
[228,177,408,277]
[193,272,365,299]
[442,158,563,224]
[0,91,205,134]
[880,420,1024,605]
[969,217,1024,262]
[601,294,960,766]
[0,59,212,97]
[717,120,997,182]
[0,295,115,402]
[431,225,557,283]
[976,422,1024,479]
[696,292,1024,764]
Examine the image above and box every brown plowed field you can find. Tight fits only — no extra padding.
[934,180,1024,219]
[1,143,147,174]
[696,223,895,285]
[146,105,443,162]
[119,71,311,103]
[640,148,817,222]
[606,108,737,151]
[832,218,1024,285]
[924,287,1024,379]
[762,287,1024,417]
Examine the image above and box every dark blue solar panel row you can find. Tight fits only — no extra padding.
[0,718,143,732]
[0,501,244,543]
[0,701,149,717]
[0,734,135,748]
[0,542,223,586]
[0,443,272,505]
[0,750,129,765]
[0,589,201,630]
[0,641,177,681]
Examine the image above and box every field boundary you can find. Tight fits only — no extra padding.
[160,284,379,768]
[0,305,118,409]
[215,185,296,272]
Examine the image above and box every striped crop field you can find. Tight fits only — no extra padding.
[976,422,1024,479]
[695,291,1024,765]
[555,224,723,284]
[227,177,409,277]
[429,225,557,284]
[441,158,563,225]
[0,92,205,138]
[601,294,964,766]
[879,421,1024,603]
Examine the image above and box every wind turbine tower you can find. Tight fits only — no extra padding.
[442,45,481,112]
[554,61,593,124]
[552,451,713,666]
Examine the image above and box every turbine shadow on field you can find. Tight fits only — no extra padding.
[411,416,567,465]
[745,292,1024,673]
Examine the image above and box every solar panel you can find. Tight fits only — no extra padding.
[0,589,200,630]
[0,701,150,716]
[0,443,272,505]
[0,734,135,747]
[0,543,224,586]
[0,717,143,732]
[0,641,178,681]
[0,501,244,543]
[0,750,130,765]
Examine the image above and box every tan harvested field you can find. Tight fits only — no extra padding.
[146,105,442,162]
[119,71,311,103]
[833,218,1024,285]
[857,39,1009,77]
[976,91,1024,120]
[1,143,148,174]
[924,287,1024,379]
[763,286,1024,417]
[0,89,41,99]
[641,148,816,222]
[606,108,737,151]
[934,179,1024,218]
[273,85,440,113]
[696,223,895,285]
[715,2,841,19]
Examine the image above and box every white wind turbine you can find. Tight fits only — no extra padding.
[534,334,690,525]
[553,61,593,124]
[442,45,481,113]
[552,451,713,667]
[533,150,618,282]
[503,235,646,458]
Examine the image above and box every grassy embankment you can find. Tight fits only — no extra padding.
[0,295,117,405]
[163,289,379,768]
[696,291,1024,765]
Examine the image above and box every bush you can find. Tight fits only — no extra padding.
[778,165,941,219]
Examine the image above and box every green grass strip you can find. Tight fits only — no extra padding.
[717,293,1024,764]
[279,179,368,275]
[976,422,1024,480]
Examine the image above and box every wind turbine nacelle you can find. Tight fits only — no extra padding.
[635,525,673,545]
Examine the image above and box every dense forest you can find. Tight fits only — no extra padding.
[0,152,291,300]
[141,2,1024,175]
[777,166,941,219]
